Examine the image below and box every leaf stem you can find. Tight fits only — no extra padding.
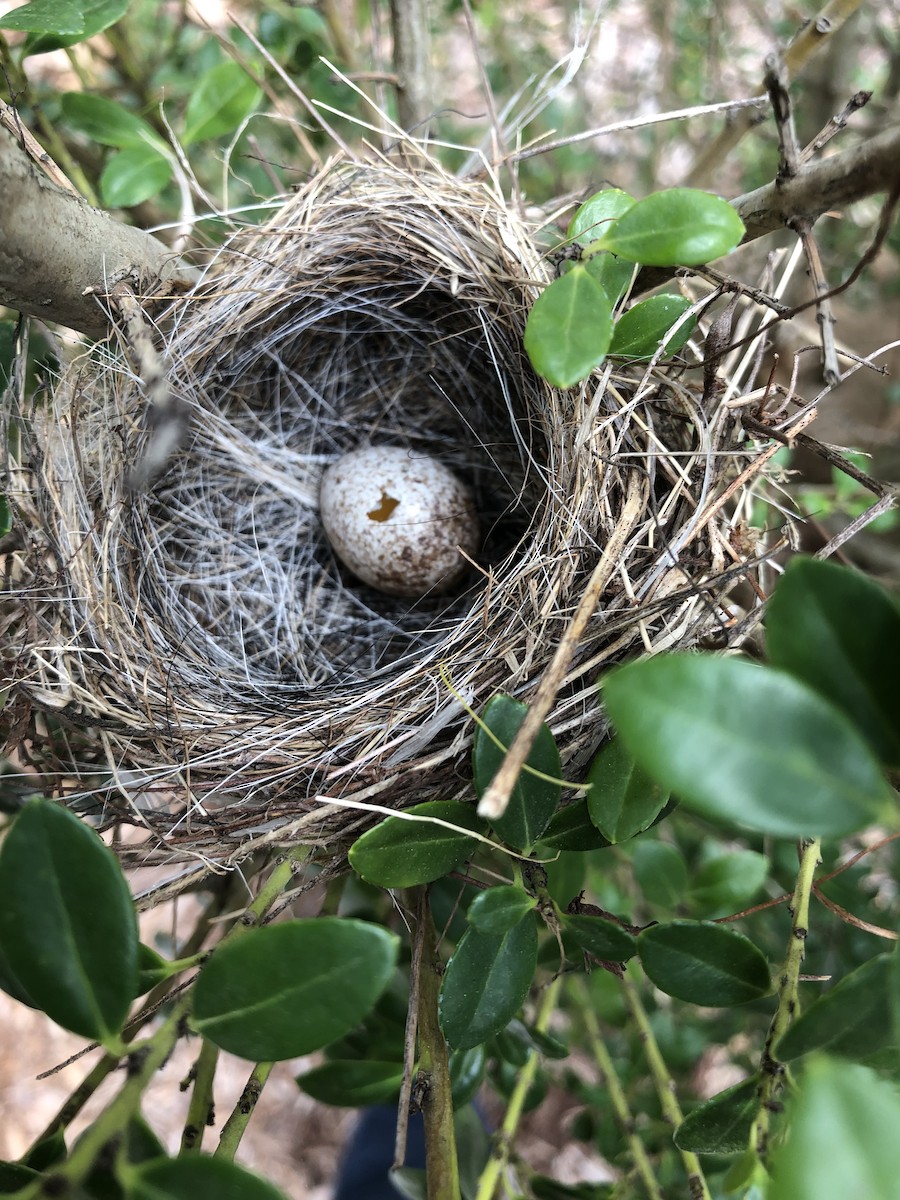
[572,977,664,1200]
[620,971,712,1200]
[216,1062,275,1161]
[753,836,821,1164]
[475,975,562,1200]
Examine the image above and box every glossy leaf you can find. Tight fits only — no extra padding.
[468,885,536,934]
[439,917,537,1050]
[633,839,688,910]
[0,0,82,33]
[766,556,900,766]
[296,1060,403,1107]
[638,921,770,1006]
[604,654,890,840]
[101,146,172,208]
[586,737,669,843]
[0,1163,40,1193]
[21,1127,66,1171]
[23,0,129,52]
[349,800,484,888]
[675,1077,759,1154]
[687,851,769,918]
[609,294,696,360]
[127,1154,289,1200]
[568,188,636,245]
[183,61,262,145]
[473,694,561,851]
[538,801,611,852]
[136,943,173,997]
[585,252,635,308]
[563,913,637,962]
[449,1045,487,1108]
[60,92,164,150]
[778,955,895,1062]
[0,800,138,1042]
[769,1057,900,1200]
[192,918,399,1060]
[600,188,745,266]
[524,265,613,389]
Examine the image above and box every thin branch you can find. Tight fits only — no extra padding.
[389,0,432,134]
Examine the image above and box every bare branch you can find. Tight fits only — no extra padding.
[0,120,196,339]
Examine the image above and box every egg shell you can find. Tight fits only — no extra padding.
[319,446,480,598]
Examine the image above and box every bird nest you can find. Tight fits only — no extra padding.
[2,150,770,887]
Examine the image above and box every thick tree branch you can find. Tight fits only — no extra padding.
[0,119,195,339]
[732,120,900,240]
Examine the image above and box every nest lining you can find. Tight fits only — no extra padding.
[2,151,764,874]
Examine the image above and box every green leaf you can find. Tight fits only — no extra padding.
[562,913,637,962]
[349,801,484,888]
[468,885,537,934]
[183,61,262,145]
[0,0,82,33]
[633,839,688,909]
[567,188,636,245]
[296,1060,403,1107]
[0,800,138,1042]
[674,1077,759,1154]
[766,557,900,767]
[439,916,537,1050]
[192,918,399,1060]
[0,1163,40,1193]
[687,851,769,918]
[604,654,890,840]
[20,1127,66,1172]
[544,851,585,908]
[638,921,770,1006]
[609,294,696,360]
[584,252,635,308]
[600,188,745,266]
[586,737,669,843]
[777,955,895,1062]
[60,92,164,150]
[23,0,129,53]
[537,801,611,852]
[127,1154,289,1200]
[101,146,172,208]
[449,1044,487,1109]
[0,497,10,539]
[135,943,173,997]
[524,265,613,389]
[473,694,561,851]
[769,1057,900,1200]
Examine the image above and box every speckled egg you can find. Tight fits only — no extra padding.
[319,446,480,598]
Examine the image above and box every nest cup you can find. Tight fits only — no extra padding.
[3,152,754,875]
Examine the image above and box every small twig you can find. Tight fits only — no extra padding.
[180,1038,219,1152]
[216,1062,275,1160]
[753,838,821,1165]
[620,973,712,1200]
[389,0,432,135]
[572,977,664,1200]
[475,977,562,1200]
[812,884,900,940]
[799,89,871,165]
[477,473,646,821]
[394,890,425,1171]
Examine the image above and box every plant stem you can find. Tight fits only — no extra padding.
[475,975,562,1200]
[216,1062,275,1161]
[621,970,712,1200]
[16,1004,187,1199]
[416,895,461,1200]
[753,837,821,1164]
[180,1037,219,1152]
[572,977,664,1200]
